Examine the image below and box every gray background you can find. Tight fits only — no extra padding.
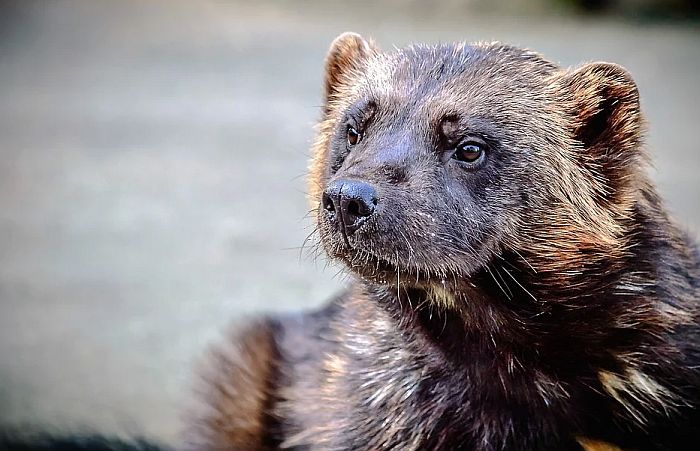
[1,0,698,444]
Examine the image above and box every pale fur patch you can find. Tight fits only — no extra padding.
[427,284,455,309]
[599,367,679,425]
[576,436,623,451]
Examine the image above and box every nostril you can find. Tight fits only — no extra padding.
[322,193,335,212]
[347,199,360,217]
[352,198,374,217]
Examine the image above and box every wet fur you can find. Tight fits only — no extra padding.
[189,34,700,450]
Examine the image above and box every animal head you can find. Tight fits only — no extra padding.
[310,32,645,301]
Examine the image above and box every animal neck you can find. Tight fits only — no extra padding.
[364,239,658,371]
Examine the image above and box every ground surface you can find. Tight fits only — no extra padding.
[1,0,698,444]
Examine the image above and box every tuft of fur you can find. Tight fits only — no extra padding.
[189,33,700,450]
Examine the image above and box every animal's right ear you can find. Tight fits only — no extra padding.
[323,32,376,113]
[561,62,641,152]
[557,62,644,204]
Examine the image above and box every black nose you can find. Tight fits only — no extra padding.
[322,179,378,235]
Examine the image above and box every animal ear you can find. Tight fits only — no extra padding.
[323,32,377,110]
[561,62,644,199]
[563,62,642,162]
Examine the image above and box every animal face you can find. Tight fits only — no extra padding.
[311,33,642,295]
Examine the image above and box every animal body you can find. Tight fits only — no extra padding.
[186,33,700,450]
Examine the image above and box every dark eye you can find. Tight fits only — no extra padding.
[347,126,361,146]
[452,141,485,165]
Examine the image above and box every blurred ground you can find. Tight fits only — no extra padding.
[0,0,698,444]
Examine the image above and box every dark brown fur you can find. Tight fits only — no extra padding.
[187,320,281,450]
[188,33,700,450]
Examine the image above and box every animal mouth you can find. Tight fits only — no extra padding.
[335,245,435,287]
[346,248,396,275]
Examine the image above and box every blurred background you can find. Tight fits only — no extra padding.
[1,0,698,445]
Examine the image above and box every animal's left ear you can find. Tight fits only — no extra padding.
[561,62,643,181]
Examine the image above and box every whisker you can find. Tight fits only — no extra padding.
[511,247,537,273]
[486,266,511,301]
[493,265,513,299]
[501,266,540,303]
[299,226,320,263]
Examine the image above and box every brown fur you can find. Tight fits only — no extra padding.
[186,320,280,450]
[188,33,700,450]
[577,437,624,451]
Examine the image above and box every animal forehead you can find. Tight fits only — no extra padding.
[360,44,556,116]
[369,44,551,85]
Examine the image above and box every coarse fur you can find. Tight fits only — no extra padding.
[188,33,700,450]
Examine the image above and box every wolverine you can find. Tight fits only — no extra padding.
[185,33,700,450]
[3,34,699,451]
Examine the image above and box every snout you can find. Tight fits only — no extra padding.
[322,179,378,235]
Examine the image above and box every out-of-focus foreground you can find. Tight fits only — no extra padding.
[1,0,698,444]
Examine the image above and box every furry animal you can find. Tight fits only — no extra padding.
[4,34,698,451]
[186,33,700,450]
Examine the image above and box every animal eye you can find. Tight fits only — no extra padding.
[347,126,361,146]
[452,141,485,165]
